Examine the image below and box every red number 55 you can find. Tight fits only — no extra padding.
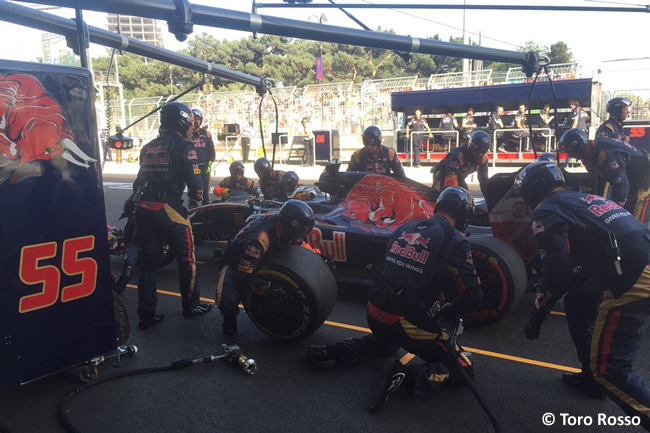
[18,235,98,313]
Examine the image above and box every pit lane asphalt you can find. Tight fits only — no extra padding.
[0,168,647,433]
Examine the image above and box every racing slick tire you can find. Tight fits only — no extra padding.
[466,235,527,325]
[243,245,337,341]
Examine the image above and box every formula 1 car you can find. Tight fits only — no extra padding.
[187,163,551,340]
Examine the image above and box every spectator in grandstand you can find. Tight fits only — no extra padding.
[240,121,254,164]
[540,103,555,136]
[569,100,590,133]
[597,97,632,142]
[348,126,405,178]
[432,130,490,199]
[297,117,315,166]
[405,109,432,167]
[440,112,458,150]
[461,108,477,142]
[489,106,506,152]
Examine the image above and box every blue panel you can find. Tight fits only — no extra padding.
[0,61,115,388]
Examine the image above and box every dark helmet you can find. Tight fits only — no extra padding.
[435,186,475,231]
[160,102,192,134]
[191,108,203,126]
[254,157,272,179]
[514,161,565,209]
[606,97,632,118]
[558,128,588,158]
[362,126,382,148]
[280,171,299,193]
[278,199,315,245]
[469,130,491,155]
[230,161,245,177]
[536,152,557,164]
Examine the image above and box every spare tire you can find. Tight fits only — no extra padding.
[465,235,527,325]
[243,245,337,340]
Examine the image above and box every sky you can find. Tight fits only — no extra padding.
[0,0,649,92]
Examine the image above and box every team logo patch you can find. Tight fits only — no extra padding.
[187,149,198,160]
[193,167,201,174]
[246,245,261,258]
[532,220,545,235]
[449,160,460,169]
[257,231,270,252]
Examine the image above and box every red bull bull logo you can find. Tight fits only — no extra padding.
[0,74,95,184]
[398,232,429,248]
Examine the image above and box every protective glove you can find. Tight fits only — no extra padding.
[524,308,550,340]
[221,188,231,200]
[205,161,213,174]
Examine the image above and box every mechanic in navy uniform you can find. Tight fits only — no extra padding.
[215,200,315,335]
[559,128,650,227]
[489,106,507,152]
[132,102,212,330]
[513,104,531,147]
[254,157,286,200]
[440,112,458,150]
[215,161,258,200]
[405,110,432,167]
[597,97,632,141]
[308,187,483,412]
[348,126,405,177]
[517,161,650,430]
[189,108,215,207]
[569,99,590,133]
[431,130,490,199]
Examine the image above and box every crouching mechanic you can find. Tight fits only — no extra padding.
[516,161,650,429]
[347,126,405,178]
[308,186,483,412]
[254,157,286,200]
[560,128,650,227]
[214,161,258,200]
[133,102,212,330]
[215,200,315,335]
[432,130,490,198]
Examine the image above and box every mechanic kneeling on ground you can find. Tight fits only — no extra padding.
[215,200,315,335]
[347,126,405,178]
[559,128,650,227]
[517,161,650,430]
[432,130,490,198]
[308,186,483,413]
[214,161,258,201]
[132,102,212,330]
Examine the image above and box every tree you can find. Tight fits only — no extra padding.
[548,41,573,64]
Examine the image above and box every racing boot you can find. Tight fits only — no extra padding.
[562,372,605,399]
[183,303,213,318]
[139,314,165,331]
[307,345,339,363]
[367,359,411,413]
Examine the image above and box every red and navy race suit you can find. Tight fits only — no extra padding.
[332,215,483,395]
[347,145,406,178]
[219,175,259,197]
[215,214,283,321]
[581,137,650,226]
[532,189,650,428]
[133,131,205,317]
[258,169,285,200]
[432,145,489,198]
[190,128,215,206]
[597,117,625,141]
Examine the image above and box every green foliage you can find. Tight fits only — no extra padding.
[91,33,573,98]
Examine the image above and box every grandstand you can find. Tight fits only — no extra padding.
[98,62,650,163]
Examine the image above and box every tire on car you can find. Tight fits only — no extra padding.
[465,235,527,325]
[243,245,337,340]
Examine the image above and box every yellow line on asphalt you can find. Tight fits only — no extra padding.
[126,284,578,373]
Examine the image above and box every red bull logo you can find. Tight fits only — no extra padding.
[388,241,429,265]
[0,74,95,184]
[398,232,429,248]
[307,228,346,262]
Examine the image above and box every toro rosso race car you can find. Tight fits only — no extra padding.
[187,162,596,341]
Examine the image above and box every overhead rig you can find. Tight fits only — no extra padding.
[7,0,545,77]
